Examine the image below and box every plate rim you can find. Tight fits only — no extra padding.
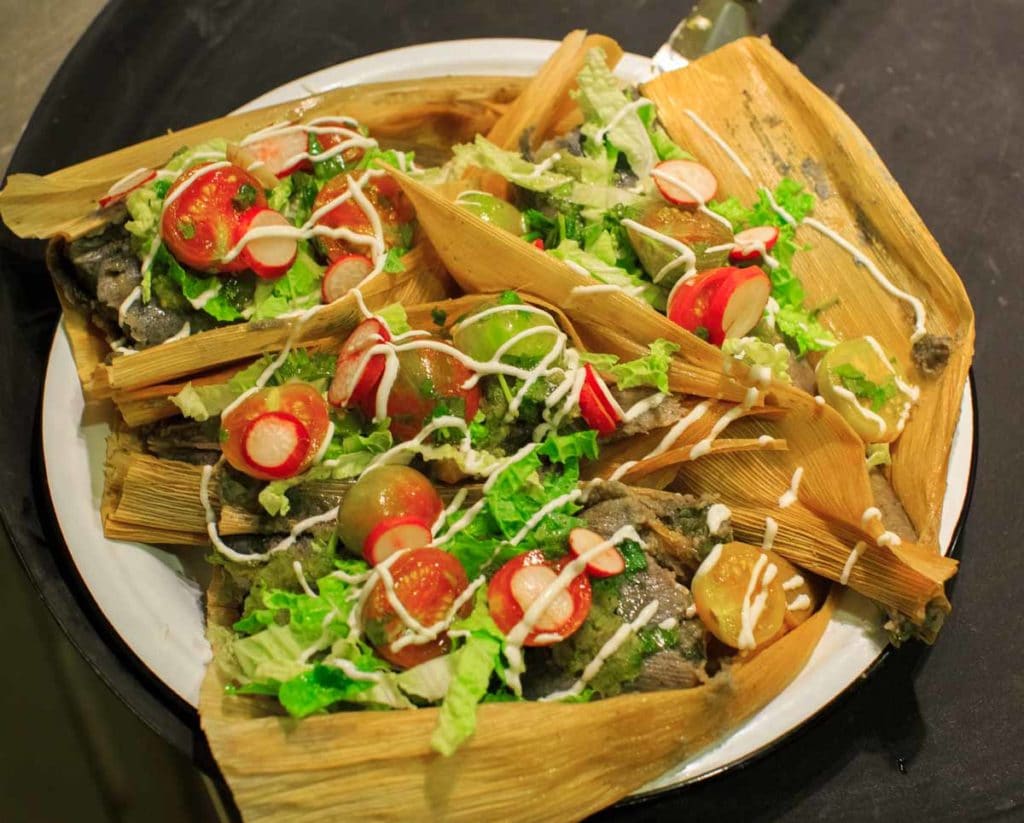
[33,36,980,795]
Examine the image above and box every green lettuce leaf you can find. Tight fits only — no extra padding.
[251,246,324,320]
[775,305,837,357]
[170,349,336,421]
[376,302,411,335]
[608,339,679,393]
[431,592,506,755]
[451,135,574,193]
[722,337,792,383]
[573,49,657,178]
[548,239,666,310]
[152,244,243,321]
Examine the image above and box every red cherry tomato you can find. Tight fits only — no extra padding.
[360,345,480,441]
[221,382,330,480]
[161,162,267,273]
[312,174,414,263]
[487,551,591,646]
[362,548,471,669]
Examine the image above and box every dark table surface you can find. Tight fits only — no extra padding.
[1,1,1021,820]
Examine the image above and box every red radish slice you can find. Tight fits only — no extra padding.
[587,365,623,420]
[730,226,780,263]
[237,208,298,279]
[240,411,311,479]
[709,267,772,342]
[578,364,621,436]
[340,318,391,358]
[328,318,392,407]
[509,565,575,632]
[245,129,310,178]
[322,254,373,303]
[568,527,626,578]
[652,159,718,206]
[362,516,433,565]
[328,349,385,407]
[532,238,545,250]
[99,169,156,208]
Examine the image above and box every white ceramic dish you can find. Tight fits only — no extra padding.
[41,38,975,793]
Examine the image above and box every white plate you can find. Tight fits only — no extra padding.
[41,38,975,793]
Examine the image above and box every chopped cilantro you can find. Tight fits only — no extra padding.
[232,182,258,211]
[832,364,898,411]
[431,307,448,327]
[177,219,195,239]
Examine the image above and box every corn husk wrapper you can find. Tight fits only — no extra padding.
[3,74,527,403]
[641,37,974,547]
[0,75,525,242]
[391,39,965,626]
[200,557,838,822]
[102,291,770,544]
[485,31,622,152]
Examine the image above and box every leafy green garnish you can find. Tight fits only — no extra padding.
[722,337,792,383]
[710,179,836,356]
[866,442,892,468]
[232,182,259,211]
[251,245,324,320]
[608,339,679,393]
[170,348,337,422]
[832,364,898,411]
[431,592,505,755]
[573,48,658,177]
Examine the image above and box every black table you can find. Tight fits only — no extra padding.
[2,1,1020,820]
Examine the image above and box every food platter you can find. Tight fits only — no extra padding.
[39,38,975,794]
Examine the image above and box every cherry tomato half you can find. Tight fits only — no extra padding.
[161,162,268,273]
[359,345,480,441]
[312,174,414,263]
[221,382,330,480]
[363,548,471,669]
[487,550,591,646]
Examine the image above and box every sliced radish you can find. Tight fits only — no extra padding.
[363,515,433,565]
[340,317,391,358]
[509,565,575,633]
[667,266,770,346]
[322,254,373,303]
[237,207,298,279]
[578,364,621,436]
[328,349,386,407]
[98,169,156,208]
[730,226,780,263]
[245,129,310,178]
[568,527,626,578]
[328,318,392,407]
[531,237,546,250]
[652,159,718,207]
[240,411,311,479]
[709,266,772,341]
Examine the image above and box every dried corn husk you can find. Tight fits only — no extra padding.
[391,40,965,627]
[4,73,524,403]
[200,567,838,822]
[671,441,955,626]
[97,243,451,395]
[394,169,751,403]
[0,75,525,241]
[641,37,974,547]
[485,31,622,152]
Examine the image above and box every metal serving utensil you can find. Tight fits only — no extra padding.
[651,0,762,73]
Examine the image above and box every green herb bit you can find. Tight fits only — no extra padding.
[832,364,898,411]
[232,182,258,211]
